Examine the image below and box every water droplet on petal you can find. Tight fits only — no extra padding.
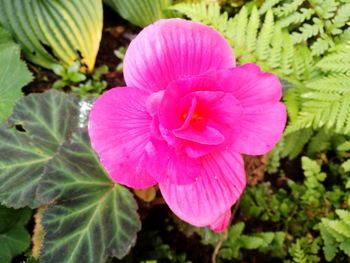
[214,175,218,180]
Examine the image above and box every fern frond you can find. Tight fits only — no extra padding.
[233,6,248,55]
[278,8,315,28]
[284,86,304,122]
[292,18,324,44]
[177,0,350,76]
[267,25,283,68]
[285,45,350,135]
[256,10,274,61]
[172,2,221,25]
[281,31,294,75]
[293,46,313,80]
[172,3,291,81]
[306,129,332,156]
[259,0,282,15]
[274,0,304,18]
[320,209,350,261]
[329,3,350,35]
[308,74,350,92]
[245,6,260,54]
[310,36,333,56]
[285,92,350,134]
[316,0,339,19]
[281,129,313,159]
[316,46,350,73]
[289,240,308,263]
[288,237,320,263]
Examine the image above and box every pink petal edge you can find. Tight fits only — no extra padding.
[88,87,157,189]
[210,209,232,232]
[123,18,235,92]
[159,150,246,227]
[216,64,287,155]
[144,139,201,185]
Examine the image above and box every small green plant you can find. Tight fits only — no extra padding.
[72,65,108,98]
[287,237,321,263]
[319,210,350,261]
[53,62,108,97]
[114,46,126,72]
[52,61,87,90]
[197,222,285,260]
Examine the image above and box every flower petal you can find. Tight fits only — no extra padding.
[124,18,235,92]
[174,125,225,145]
[219,63,283,105]
[145,139,200,184]
[215,64,286,155]
[159,76,243,152]
[210,209,231,232]
[159,150,246,227]
[232,102,287,155]
[158,76,221,130]
[88,87,157,189]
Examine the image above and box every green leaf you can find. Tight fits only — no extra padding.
[339,240,350,256]
[0,90,79,208]
[38,131,141,262]
[0,0,103,72]
[285,46,350,135]
[240,236,264,249]
[256,10,274,61]
[0,227,31,263]
[69,72,86,83]
[0,205,32,263]
[104,0,172,27]
[0,205,31,233]
[342,159,350,172]
[0,28,32,124]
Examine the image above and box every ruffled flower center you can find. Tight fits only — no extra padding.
[146,75,244,158]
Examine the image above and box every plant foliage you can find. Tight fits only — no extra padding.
[0,0,103,72]
[38,131,141,263]
[0,205,32,263]
[173,0,350,142]
[320,209,350,261]
[0,90,79,208]
[285,45,350,135]
[0,91,141,262]
[0,27,32,124]
[104,0,172,27]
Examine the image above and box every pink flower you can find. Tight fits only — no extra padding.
[88,19,286,232]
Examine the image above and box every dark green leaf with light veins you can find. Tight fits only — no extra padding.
[39,131,141,262]
[0,90,79,208]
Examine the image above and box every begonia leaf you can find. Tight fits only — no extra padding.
[0,90,79,208]
[38,131,141,262]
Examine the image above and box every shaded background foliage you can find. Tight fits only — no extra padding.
[0,0,349,262]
